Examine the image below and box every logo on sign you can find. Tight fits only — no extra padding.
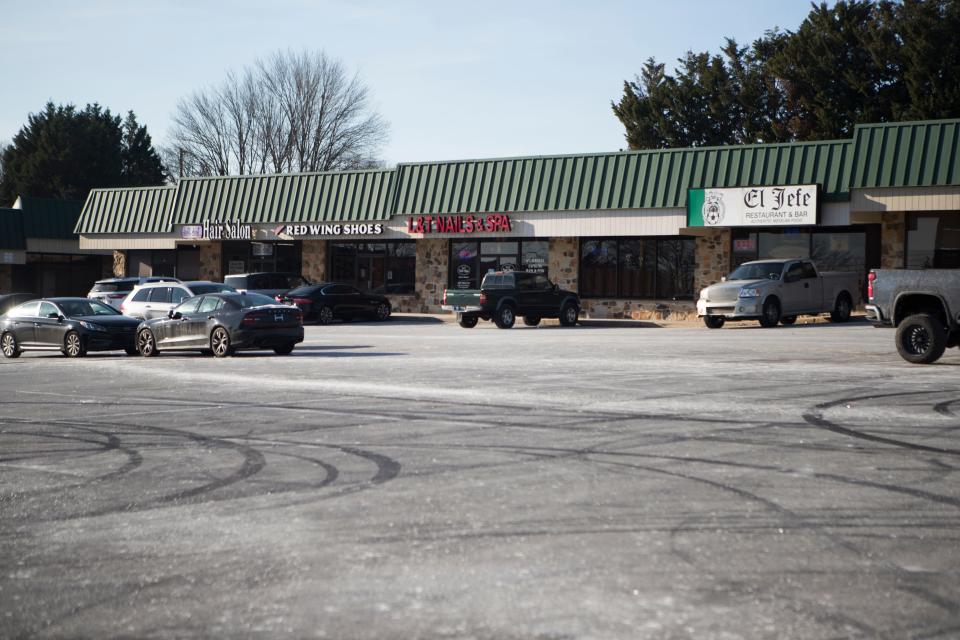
[457,264,471,276]
[703,193,725,225]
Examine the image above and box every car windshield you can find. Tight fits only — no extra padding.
[232,293,278,308]
[190,283,236,295]
[727,263,783,281]
[58,300,121,316]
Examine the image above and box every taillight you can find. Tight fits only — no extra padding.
[442,291,447,306]
[479,292,487,305]
[867,271,876,300]
[240,311,269,327]
[293,297,312,305]
[109,293,125,299]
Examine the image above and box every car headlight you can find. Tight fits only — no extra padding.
[739,288,761,298]
[699,289,708,300]
[79,320,106,331]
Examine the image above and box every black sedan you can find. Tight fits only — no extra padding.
[277,283,391,324]
[136,292,304,358]
[0,297,140,358]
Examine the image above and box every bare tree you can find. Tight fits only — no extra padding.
[165,49,388,180]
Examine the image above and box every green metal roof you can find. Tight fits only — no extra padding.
[849,119,960,189]
[76,186,176,234]
[171,169,395,227]
[71,118,960,235]
[0,209,26,250]
[392,139,852,215]
[14,196,84,240]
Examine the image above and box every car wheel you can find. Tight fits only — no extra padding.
[210,327,234,358]
[1,332,21,358]
[375,302,391,321]
[494,305,516,329]
[137,329,159,357]
[458,315,478,329]
[759,298,781,328]
[317,306,334,325]
[63,331,86,358]
[274,343,295,356]
[523,316,541,327]
[703,316,725,329]
[780,316,797,326]
[830,294,852,323]
[896,313,947,364]
[559,303,579,327]
[124,347,139,356]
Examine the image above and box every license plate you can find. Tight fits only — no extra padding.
[452,305,465,311]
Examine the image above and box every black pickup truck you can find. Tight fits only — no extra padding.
[441,271,581,329]
[866,269,960,364]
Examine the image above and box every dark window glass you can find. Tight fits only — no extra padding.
[198,297,220,314]
[58,300,120,316]
[580,240,618,297]
[785,263,805,282]
[580,237,695,299]
[759,232,810,261]
[800,262,817,279]
[38,301,58,318]
[907,213,960,269]
[132,288,151,302]
[619,239,655,298]
[170,288,188,304]
[233,293,279,308]
[656,238,695,299]
[148,287,172,303]
[533,275,551,289]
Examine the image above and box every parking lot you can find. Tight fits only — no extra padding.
[2,318,959,639]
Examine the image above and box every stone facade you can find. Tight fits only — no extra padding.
[881,211,906,269]
[112,251,126,278]
[393,238,448,313]
[301,240,326,283]
[694,228,731,292]
[198,243,222,281]
[582,298,697,321]
[548,237,578,292]
[0,265,11,292]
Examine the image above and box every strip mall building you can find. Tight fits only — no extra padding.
[75,119,960,317]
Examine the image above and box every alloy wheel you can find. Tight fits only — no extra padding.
[64,332,83,357]
[1,333,18,357]
[211,328,231,357]
[376,303,390,321]
[318,306,334,325]
[905,325,931,355]
[138,330,156,356]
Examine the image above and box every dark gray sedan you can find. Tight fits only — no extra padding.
[136,292,304,358]
[1,298,140,358]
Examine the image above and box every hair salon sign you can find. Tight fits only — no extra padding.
[687,185,818,227]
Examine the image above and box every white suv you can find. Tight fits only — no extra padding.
[120,281,236,320]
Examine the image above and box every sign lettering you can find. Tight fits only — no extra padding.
[407,214,512,235]
[687,185,818,228]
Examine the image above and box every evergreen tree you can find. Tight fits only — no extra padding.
[0,102,166,204]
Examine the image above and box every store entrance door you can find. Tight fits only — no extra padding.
[357,257,385,292]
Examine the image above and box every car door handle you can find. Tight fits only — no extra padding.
[207,316,215,320]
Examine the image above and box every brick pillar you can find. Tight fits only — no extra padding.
[198,243,222,281]
[0,265,12,292]
[694,229,731,292]
[112,251,126,277]
[302,240,327,283]
[415,238,448,313]
[548,237,578,292]
[881,212,905,269]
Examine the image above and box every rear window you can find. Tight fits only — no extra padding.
[285,275,307,289]
[92,280,137,293]
[230,293,278,308]
[288,285,319,296]
[224,275,247,289]
[189,283,235,295]
[481,274,514,289]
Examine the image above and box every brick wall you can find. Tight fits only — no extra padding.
[548,237,578,292]
[881,212,905,269]
[198,243,222,281]
[408,238,448,313]
[302,240,326,283]
[582,298,696,321]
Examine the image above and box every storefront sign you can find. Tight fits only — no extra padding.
[180,221,253,240]
[279,223,384,237]
[687,185,818,227]
[407,214,511,235]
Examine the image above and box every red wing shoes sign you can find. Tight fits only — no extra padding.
[687,185,818,227]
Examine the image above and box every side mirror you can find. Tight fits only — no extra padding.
[552,283,559,291]
[168,309,182,319]
[47,312,60,319]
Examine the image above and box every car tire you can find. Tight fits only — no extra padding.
[494,305,516,329]
[458,315,478,329]
[1,332,21,358]
[63,331,86,358]
[210,327,234,358]
[896,313,947,364]
[274,343,295,356]
[830,294,852,323]
[137,329,159,357]
[124,347,139,356]
[523,316,541,327]
[559,303,579,327]
[703,316,725,329]
[759,298,781,328]
[780,316,797,326]
[375,302,391,321]
[317,305,335,325]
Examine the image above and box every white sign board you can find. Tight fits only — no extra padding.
[691,184,818,227]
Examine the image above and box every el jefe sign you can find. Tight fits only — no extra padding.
[687,185,818,227]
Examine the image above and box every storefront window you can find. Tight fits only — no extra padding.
[907,213,960,268]
[580,237,695,299]
[127,248,199,279]
[448,240,549,289]
[222,241,302,276]
[329,241,416,293]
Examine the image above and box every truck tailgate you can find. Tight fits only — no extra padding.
[443,290,482,309]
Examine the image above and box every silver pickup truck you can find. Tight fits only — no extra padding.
[697,259,860,328]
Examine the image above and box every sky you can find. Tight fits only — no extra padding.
[0,0,821,167]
